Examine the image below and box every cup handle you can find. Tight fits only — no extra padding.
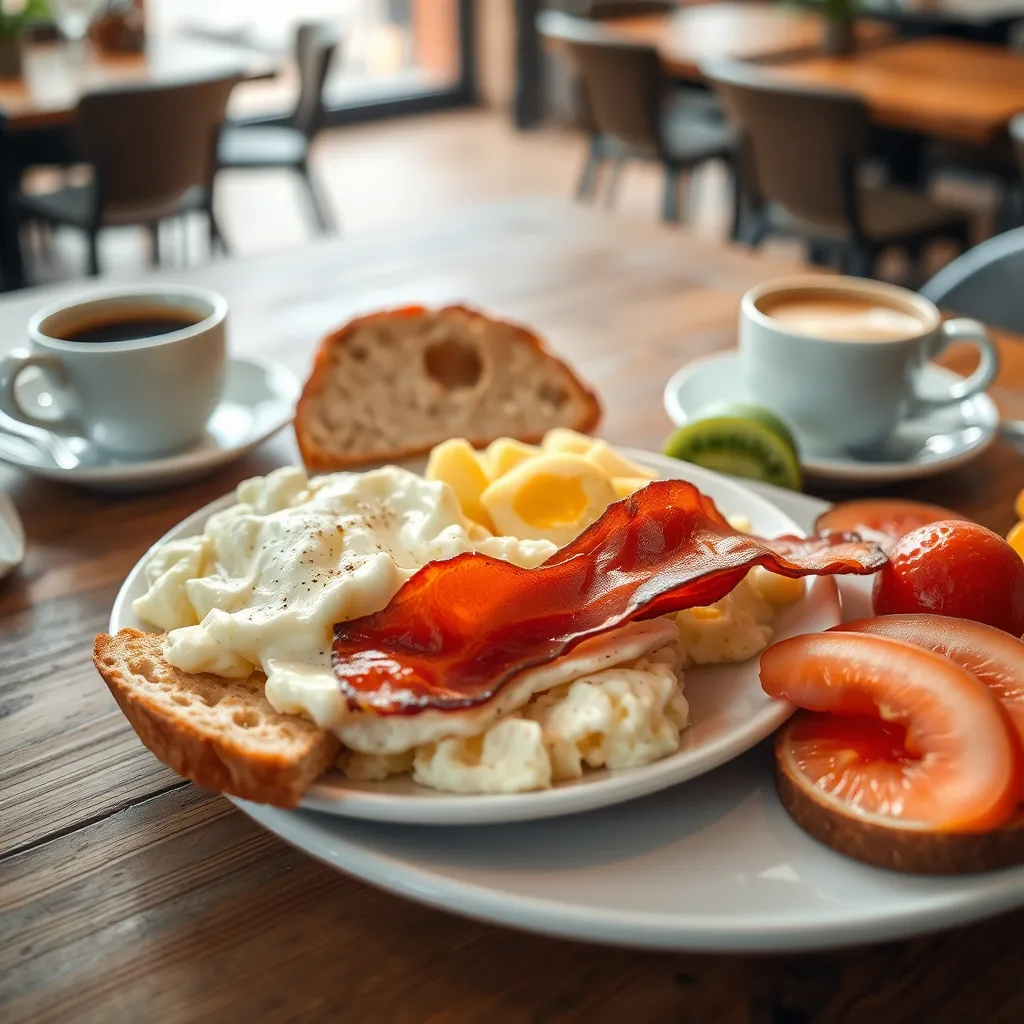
[0,348,81,435]
[911,318,1000,410]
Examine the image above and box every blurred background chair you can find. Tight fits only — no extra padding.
[920,225,1024,334]
[216,21,339,236]
[538,11,734,224]
[15,74,239,278]
[704,59,971,278]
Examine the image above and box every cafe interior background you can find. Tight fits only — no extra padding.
[8,0,1024,286]
[4,1,1024,1021]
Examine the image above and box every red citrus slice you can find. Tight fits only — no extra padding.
[761,632,1018,833]
[774,714,1024,874]
[834,615,1024,792]
[815,498,965,550]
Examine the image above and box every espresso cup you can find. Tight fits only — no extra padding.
[0,285,227,458]
[739,276,999,451]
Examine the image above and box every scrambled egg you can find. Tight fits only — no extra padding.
[140,463,556,704]
[342,635,688,794]
[133,430,806,796]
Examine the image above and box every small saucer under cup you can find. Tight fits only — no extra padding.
[664,350,999,487]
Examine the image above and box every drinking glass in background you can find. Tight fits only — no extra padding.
[49,0,107,44]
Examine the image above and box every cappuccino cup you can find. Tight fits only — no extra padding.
[740,276,999,451]
[0,285,227,458]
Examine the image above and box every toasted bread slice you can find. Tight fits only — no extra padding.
[93,629,339,808]
[294,304,601,471]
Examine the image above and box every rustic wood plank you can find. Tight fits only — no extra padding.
[1,199,1023,1020]
[2,784,1023,1023]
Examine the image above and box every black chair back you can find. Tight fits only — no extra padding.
[537,11,666,158]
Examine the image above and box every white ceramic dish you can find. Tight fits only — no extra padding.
[0,491,25,581]
[231,485,1024,953]
[0,354,299,491]
[108,449,843,825]
[664,350,999,486]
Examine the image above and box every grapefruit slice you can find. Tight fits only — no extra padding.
[814,498,965,550]
[834,615,1024,789]
[775,715,1024,875]
[761,632,1020,871]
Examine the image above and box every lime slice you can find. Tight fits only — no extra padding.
[662,405,803,491]
[698,401,800,456]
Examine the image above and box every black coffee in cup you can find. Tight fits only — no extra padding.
[54,307,200,344]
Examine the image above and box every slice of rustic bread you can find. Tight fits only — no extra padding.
[93,629,339,808]
[294,304,601,471]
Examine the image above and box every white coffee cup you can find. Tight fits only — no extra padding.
[0,284,227,458]
[739,276,999,451]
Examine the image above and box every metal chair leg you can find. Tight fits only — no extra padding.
[86,230,100,276]
[146,222,160,266]
[727,162,744,243]
[575,136,603,202]
[603,157,625,211]
[661,165,683,223]
[207,205,230,257]
[297,163,335,235]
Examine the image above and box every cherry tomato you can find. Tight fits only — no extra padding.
[761,632,1019,832]
[815,499,965,551]
[873,521,1024,636]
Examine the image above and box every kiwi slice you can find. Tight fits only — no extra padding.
[662,404,803,491]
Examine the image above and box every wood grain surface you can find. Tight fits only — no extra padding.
[1,199,1023,1022]
[758,37,1024,145]
[597,3,893,81]
[0,36,276,130]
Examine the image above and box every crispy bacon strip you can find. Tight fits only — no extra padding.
[332,480,886,715]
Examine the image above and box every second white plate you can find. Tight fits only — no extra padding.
[109,449,842,825]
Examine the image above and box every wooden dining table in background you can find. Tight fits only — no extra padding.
[761,36,1024,145]
[0,34,277,130]
[1,200,1023,1020]
[596,2,893,81]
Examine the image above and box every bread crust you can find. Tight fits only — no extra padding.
[774,724,1024,875]
[93,629,339,808]
[294,304,602,471]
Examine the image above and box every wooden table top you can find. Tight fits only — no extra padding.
[862,0,1024,24]
[0,35,277,131]
[599,2,893,80]
[760,36,1024,145]
[2,199,1024,1020]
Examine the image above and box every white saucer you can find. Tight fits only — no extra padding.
[664,351,1000,485]
[0,355,300,491]
[0,491,25,581]
[108,449,843,826]
[232,484,1024,953]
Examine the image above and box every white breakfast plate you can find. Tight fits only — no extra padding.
[232,484,1024,953]
[108,448,844,825]
[0,354,300,492]
[664,350,1000,486]
[0,491,25,581]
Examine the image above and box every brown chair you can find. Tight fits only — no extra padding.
[216,21,339,235]
[703,59,971,277]
[538,11,734,223]
[16,74,239,277]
